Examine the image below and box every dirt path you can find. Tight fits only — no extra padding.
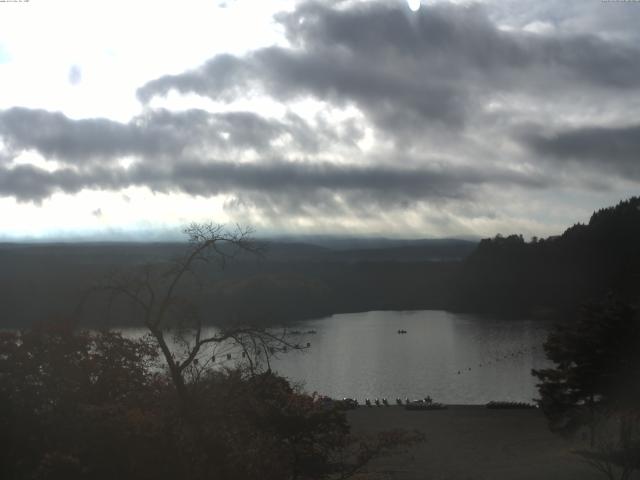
[348,406,601,480]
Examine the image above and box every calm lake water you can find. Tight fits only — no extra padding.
[124,310,552,404]
[271,310,551,404]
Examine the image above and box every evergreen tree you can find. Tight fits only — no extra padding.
[533,296,640,437]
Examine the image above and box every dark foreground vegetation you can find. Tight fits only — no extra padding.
[1,223,424,480]
[533,296,640,480]
[1,197,638,328]
[0,325,422,480]
[0,197,639,479]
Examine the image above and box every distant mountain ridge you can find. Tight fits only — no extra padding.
[265,235,479,251]
[0,198,637,327]
[0,237,475,327]
[263,238,477,262]
[0,237,477,264]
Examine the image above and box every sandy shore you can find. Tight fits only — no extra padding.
[347,405,600,480]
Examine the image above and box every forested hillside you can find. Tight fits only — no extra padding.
[452,197,640,316]
[0,198,637,327]
[0,239,467,327]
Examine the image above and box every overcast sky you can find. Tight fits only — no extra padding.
[0,0,638,240]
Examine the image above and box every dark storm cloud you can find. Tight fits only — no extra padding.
[137,4,478,128]
[137,1,640,134]
[2,0,637,215]
[524,124,640,179]
[0,164,102,202]
[0,104,552,205]
[0,107,347,166]
[278,1,640,90]
[0,108,175,164]
[137,54,253,104]
[141,159,549,198]
[0,156,551,203]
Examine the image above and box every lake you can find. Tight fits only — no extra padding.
[124,310,552,405]
[272,310,551,404]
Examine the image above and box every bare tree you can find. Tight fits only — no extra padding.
[80,222,301,413]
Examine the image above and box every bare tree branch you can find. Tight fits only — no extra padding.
[80,223,288,415]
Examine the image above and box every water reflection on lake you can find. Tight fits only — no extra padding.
[270,310,551,404]
[122,310,552,405]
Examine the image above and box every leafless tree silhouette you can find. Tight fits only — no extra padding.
[80,222,302,412]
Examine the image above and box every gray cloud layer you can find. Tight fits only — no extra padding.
[133,0,640,190]
[0,107,350,165]
[0,101,552,207]
[1,0,639,233]
[0,140,549,203]
[138,2,640,131]
[524,124,640,179]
